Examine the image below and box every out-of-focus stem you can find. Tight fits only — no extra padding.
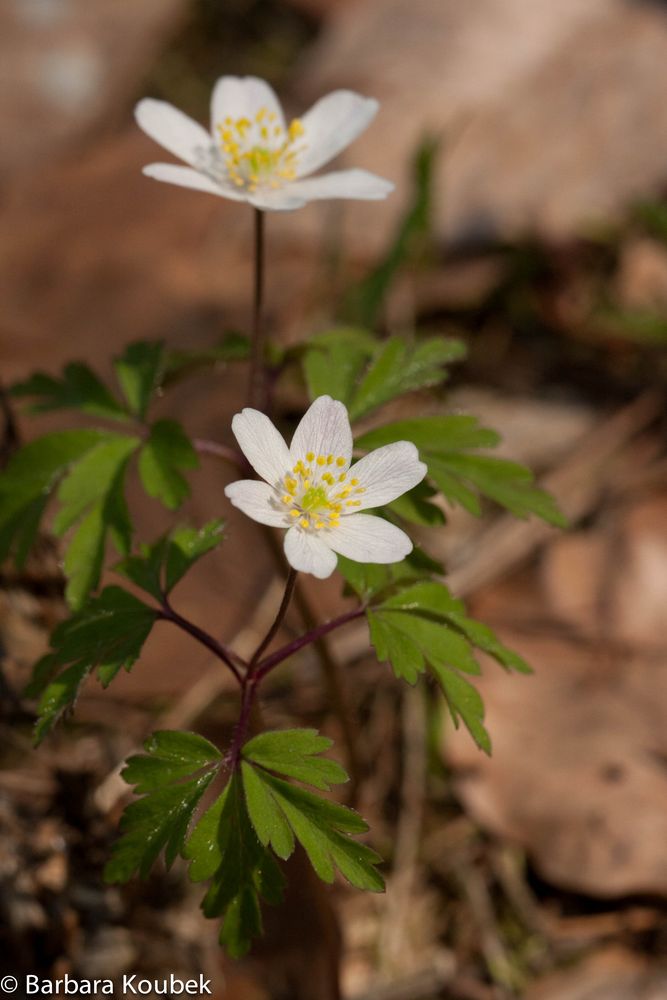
[247,208,266,408]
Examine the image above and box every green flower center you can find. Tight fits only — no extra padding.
[300,485,329,513]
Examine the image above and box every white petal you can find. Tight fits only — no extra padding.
[288,169,394,203]
[284,527,337,579]
[289,396,353,467]
[247,189,308,212]
[135,99,211,167]
[142,163,248,200]
[326,514,413,564]
[296,91,379,178]
[210,75,285,132]
[349,442,427,510]
[231,409,291,487]
[224,480,287,527]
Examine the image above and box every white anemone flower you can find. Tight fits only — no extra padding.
[224,396,427,579]
[135,76,393,211]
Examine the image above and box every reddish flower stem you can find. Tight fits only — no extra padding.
[254,606,366,682]
[157,599,244,685]
[192,438,250,474]
[227,568,298,770]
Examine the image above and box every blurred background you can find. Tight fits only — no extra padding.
[1,0,667,997]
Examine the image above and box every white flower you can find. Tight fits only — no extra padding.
[135,76,393,211]
[224,396,426,579]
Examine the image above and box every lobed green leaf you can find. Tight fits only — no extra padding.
[138,419,199,511]
[186,775,286,958]
[11,363,128,421]
[114,341,164,421]
[357,414,565,526]
[115,519,224,600]
[29,586,157,743]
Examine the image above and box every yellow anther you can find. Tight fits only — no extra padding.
[350,478,359,486]
[306,452,314,462]
[282,495,292,504]
[356,487,366,494]
[303,479,310,488]
[260,126,269,140]
[290,510,300,518]
[336,457,345,467]
[338,473,347,482]
[346,500,362,507]
[316,456,325,466]
[300,518,309,529]
[338,489,351,499]
[286,479,296,493]
[256,107,267,122]
[322,473,334,485]
[327,454,334,465]
[315,521,324,529]
[288,118,305,140]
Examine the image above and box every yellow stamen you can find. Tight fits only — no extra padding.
[306,451,314,462]
[290,510,300,518]
[336,457,345,467]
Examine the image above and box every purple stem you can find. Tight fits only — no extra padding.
[157,600,244,685]
[193,438,251,474]
[227,568,297,770]
[254,606,366,682]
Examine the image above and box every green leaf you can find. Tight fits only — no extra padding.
[52,433,139,608]
[367,580,531,752]
[163,333,251,386]
[105,729,221,883]
[114,341,164,420]
[186,774,286,958]
[357,415,566,526]
[0,429,112,569]
[368,611,424,684]
[303,328,377,406]
[250,771,383,891]
[432,666,491,754]
[348,335,466,422]
[163,520,224,591]
[356,415,500,453]
[122,730,222,793]
[31,586,157,743]
[53,435,138,535]
[337,547,444,602]
[115,519,224,600]
[344,136,438,328]
[241,762,295,860]
[11,363,128,421]
[387,481,445,526]
[240,731,383,893]
[243,729,348,791]
[138,419,199,510]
